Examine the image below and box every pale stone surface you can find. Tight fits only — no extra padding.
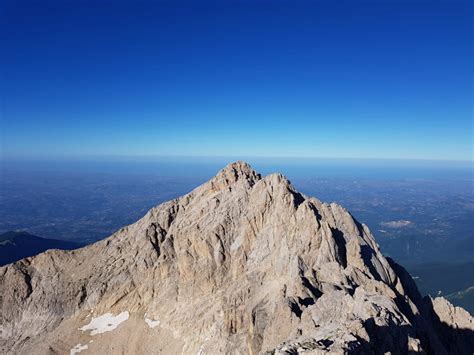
[70,343,88,355]
[0,161,473,354]
[144,316,161,329]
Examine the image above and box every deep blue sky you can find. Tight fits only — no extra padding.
[1,0,472,160]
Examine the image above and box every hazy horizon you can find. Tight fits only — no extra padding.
[2,154,473,162]
[2,155,472,181]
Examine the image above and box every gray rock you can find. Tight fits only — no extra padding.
[1,161,472,354]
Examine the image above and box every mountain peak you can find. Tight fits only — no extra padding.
[223,160,254,173]
[219,160,259,178]
[1,163,473,354]
[208,161,261,190]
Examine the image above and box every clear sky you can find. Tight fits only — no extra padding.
[1,0,472,161]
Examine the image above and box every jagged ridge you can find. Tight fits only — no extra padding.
[0,162,473,354]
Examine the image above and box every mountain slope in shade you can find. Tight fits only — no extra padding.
[0,231,82,266]
[1,162,473,354]
[406,261,474,314]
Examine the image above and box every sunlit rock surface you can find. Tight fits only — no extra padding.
[1,161,473,354]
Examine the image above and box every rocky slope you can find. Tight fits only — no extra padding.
[0,161,473,354]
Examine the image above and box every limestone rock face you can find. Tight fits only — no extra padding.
[1,161,473,354]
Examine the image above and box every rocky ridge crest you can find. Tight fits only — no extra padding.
[1,161,473,354]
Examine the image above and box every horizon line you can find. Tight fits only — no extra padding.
[1,154,473,164]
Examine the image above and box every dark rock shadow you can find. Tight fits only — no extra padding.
[349,258,474,355]
[330,227,348,268]
[291,190,306,209]
[350,314,474,355]
[360,244,382,281]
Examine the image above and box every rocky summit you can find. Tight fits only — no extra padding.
[1,161,473,354]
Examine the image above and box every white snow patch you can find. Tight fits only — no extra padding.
[80,311,129,335]
[144,317,161,328]
[70,343,88,355]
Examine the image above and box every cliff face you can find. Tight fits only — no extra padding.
[1,161,473,354]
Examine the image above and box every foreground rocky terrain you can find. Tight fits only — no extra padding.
[1,161,473,354]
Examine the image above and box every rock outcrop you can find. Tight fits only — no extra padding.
[1,161,473,354]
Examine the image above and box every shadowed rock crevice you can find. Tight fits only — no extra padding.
[298,296,315,307]
[288,298,303,318]
[360,244,382,281]
[300,275,322,300]
[290,190,306,209]
[146,223,161,257]
[330,227,348,268]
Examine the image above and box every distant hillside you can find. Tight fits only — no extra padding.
[0,231,82,266]
[406,260,474,315]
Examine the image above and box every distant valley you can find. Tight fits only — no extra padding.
[0,231,82,266]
